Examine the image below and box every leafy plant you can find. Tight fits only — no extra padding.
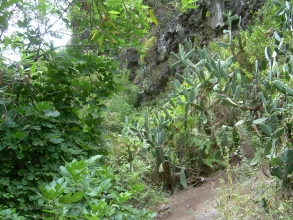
[0,0,156,217]
[167,0,293,191]
[0,207,25,220]
[270,145,293,187]
[37,155,156,219]
[103,72,139,129]
[169,0,198,12]
[217,165,293,220]
[123,109,176,190]
[106,132,168,207]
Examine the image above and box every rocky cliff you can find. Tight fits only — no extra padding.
[120,0,266,106]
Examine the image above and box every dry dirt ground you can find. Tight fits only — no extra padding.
[155,144,255,220]
[155,156,245,220]
[155,169,225,220]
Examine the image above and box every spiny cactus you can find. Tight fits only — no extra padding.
[271,146,293,187]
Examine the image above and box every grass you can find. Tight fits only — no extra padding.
[217,158,293,220]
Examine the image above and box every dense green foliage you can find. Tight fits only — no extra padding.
[0,0,158,218]
[0,52,116,215]
[38,155,155,219]
[2,0,293,218]
[123,0,293,200]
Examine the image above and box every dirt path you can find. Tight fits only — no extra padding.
[155,168,230,220]
[156,169,226,220]
[155,144,254,220]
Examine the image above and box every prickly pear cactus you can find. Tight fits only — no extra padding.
[271,147,293,187]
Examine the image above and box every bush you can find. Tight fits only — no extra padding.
[37,155,157,219]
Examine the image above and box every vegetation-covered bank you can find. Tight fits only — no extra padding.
[0,0,159,218]
[113,0,293,218]
[1,0,293,219]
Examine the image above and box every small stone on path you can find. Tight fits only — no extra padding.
[194,208,219,220]
[159,204,171,213]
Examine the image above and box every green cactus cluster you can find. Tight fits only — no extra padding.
[124,0,293,192]
[123,109,181,190]
[271,146,293,187]
[166,1,293,190]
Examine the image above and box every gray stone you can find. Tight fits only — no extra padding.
[159,203,171,213]
[195,208,219,220]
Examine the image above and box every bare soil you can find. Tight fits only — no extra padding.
[154,140,256,220]
[155,156,244,220]
[155,169,224,220]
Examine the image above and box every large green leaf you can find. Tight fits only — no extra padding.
[155,147,165,164]
[271,165,285,180]
[44,110,60,118]
[180,167,187,189]
[233,85,241,103]
[253,117,268,124]
[141,141,149,157]
[32,138,44,146]
[58,192,84,204]
[264,138,276,156]
[235,120,245,127]
[222,97,239,108]
[48,138,64,144]
[250,149,263,166]
[259,123,272,136]
[36,101,52,110]
[189,89,196,103]
[0,0,18,11]
[198,111,207,124]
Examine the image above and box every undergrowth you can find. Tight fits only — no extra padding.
[217,159,293,220]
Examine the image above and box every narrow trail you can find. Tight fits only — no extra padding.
[155,145,254,220]
[155,155,247,220]
[156,169,226,220]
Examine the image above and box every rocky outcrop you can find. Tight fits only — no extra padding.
[122,0,266,106]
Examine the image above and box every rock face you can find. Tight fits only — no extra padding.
[122,0,266,106]
[209,0,225,29]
